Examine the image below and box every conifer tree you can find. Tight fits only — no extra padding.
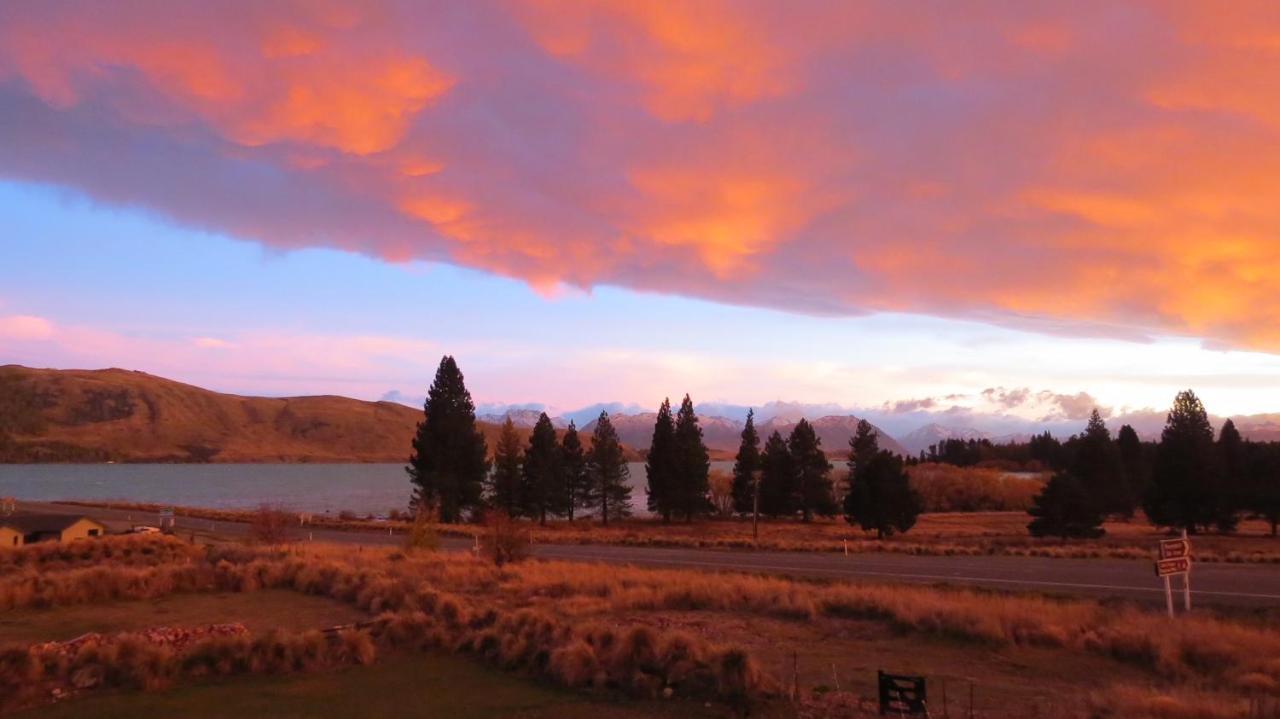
[673,394,711,521]
[759,430,795,517]
[587,412,632,525]
[1027,473,1105,539]
[521,412,563,525]
[488,417,523,516]
[788,419,836,521]
[560,421,588,521]
[1116,424,1148,514]
[645,398,677,522]
[406,356,490,523]
[844,450,922,538]
[1216,419,1245,532]
[731,409,761,515]
[1246,443,1280,537]
[848,419,879,474]
[1144,390,1222,533]
[1071,410,1128,516]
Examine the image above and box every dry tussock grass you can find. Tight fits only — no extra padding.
[0,534,203,576]
[0,626,378,711]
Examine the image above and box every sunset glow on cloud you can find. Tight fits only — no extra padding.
[2,1,1278,352]
[3,1,1280,440]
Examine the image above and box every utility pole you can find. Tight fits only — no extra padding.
[752,469,762,544]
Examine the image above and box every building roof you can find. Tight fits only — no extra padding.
[0,513,102,533]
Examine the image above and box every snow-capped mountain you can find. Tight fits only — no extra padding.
[899,423,992,455]
[477,408,566,429]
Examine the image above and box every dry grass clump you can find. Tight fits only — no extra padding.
[489,558,1280,693]
[0,625,379,712]
[0,534,203,576]
[1090,684,1252,719]
[0,563,219,610]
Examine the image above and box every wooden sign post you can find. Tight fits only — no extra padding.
[1155,531,1192,618]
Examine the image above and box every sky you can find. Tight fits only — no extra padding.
[1,1,1278,434]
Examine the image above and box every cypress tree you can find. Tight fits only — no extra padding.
[488,417,523,516]
[844,450,922,538]
[587,411,632,525]
[1027,473,1105,539]
[645,399,677,522]
[788,419,836,521]
[1144,390,1222,533]
[521,413,563,525]
[406,357,490,523]
[731,409,761,515]
[759,430,794,517]
[673,394,711,521]
[560,421,588,521]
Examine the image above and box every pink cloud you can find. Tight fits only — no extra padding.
[1,2,1279,350]
[0,315,55,340]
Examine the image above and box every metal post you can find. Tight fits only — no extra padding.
[752,470,761,544]
[1181,529,1191,612]
[1164,575,1174,618]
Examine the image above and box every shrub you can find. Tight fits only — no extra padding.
[249,505,295,545]
[479,511,529,566]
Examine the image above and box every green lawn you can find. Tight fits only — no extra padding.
[0,590,366,645]
[16,652,732,719]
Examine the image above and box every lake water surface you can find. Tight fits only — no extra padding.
[0,462,736,516]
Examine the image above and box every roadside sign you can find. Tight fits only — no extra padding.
[1155,557,1190,576]
[1159,538,1190,560]
[1155,531,1193,618]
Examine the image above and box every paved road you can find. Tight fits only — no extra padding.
[20,501,1280,608]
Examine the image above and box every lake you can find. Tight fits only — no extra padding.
[0,462,737,517]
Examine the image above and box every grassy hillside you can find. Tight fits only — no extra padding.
[0,365,596,463]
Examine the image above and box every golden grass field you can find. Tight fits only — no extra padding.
[67,498,1280,564]
[2,534,1280,717]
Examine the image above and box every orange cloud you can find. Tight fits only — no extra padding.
[1,2,1279,352]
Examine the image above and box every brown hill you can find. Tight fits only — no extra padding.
[0,365,636,463]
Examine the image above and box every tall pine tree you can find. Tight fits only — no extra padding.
[560,421,588,521]
[759,430,794,517]
[587,412,632,525]
[645,399,677,522]
[1144,390,1222,533]
[488,416,523,516]
[406,356,490,523]
[1116,424,1148,515]
[1071,410,1128,516]
[521,413,563,525]
[1216,419,1245,532]
[673,394,711,522]
[731,409,761,515]
[788,419,836,521]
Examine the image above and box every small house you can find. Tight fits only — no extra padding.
[0,514,107,547]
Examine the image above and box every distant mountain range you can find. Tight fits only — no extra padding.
[580,411,909,459]
[6,365,1277,465]
[0,366,638,463]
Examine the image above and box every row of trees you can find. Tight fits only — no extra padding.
[1028,390,1280,537]
[407,356,924,537]
[724,412,922,537]
[406,357,631,524]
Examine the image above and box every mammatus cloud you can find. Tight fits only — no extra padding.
[2,2,1280,348]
